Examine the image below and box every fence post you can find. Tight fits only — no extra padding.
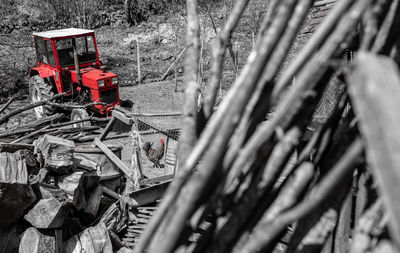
[137,40,142,85]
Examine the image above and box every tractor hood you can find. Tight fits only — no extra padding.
[70,67,118,89]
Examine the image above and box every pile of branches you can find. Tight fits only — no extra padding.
[0,94,110,144]
[134,0,400,252]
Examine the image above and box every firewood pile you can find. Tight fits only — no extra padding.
[133,0,400,252]
[0,99,171,252]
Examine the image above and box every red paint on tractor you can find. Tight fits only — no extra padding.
[30,28,120,116]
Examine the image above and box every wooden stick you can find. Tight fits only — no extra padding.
[372,0,400,53]
[202,0,251,118]
[177,0,201,165]
[227,0,368,193]
[47,101,107,109]
[211,127,302,253]
[161,47,187,81]
[232,162,314,253]
[123,130,142,196]
[138,1,300,251]
[224,0,313,181]
[145,2,301,253]
[333,186,353,253]
[350,200,384,253]
[346,52,400,248]
[271,0,354,101]
[102,186,138,207]
[0,128,37,138]
[0,95,17,114]
[11,125,51,143]
[0,93,65,125]
[13,113,65,130]
[238,138,363,252]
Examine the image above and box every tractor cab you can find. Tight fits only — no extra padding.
[29,28,120,119]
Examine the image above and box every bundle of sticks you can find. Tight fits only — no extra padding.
[135,0,400,252]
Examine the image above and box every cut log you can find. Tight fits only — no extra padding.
[64,222,113,253]
[0,151,36,227]
[57,172,85,211]
[346,52,400,248]
[34,135,75,172]
[24,198,64,229]
[83,185,103,221]
[19,227,56,253]
[57,171,100,211]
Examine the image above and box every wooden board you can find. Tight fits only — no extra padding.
[94,138,136,183]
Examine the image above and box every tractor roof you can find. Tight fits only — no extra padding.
[33,28,94,39]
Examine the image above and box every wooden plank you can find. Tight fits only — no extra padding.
[139,174,174,186]
[130,180,171,206]
[346,52,400,248]
[112,110,133,125]
[94,137,136,183]
[99,117,117,141]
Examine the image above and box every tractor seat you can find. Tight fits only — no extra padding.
[57,48,74,66]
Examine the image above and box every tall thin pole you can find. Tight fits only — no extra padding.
[137,40,141,85]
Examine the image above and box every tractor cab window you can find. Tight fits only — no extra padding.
[45,40,56,66]
[56,38,74,66]
[55,36,97,67]
[35,37,47,64]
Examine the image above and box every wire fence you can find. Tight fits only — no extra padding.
[130,112,182,174]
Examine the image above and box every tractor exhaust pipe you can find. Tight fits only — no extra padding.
[72,41,82,86]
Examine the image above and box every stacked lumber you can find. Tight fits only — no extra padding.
[135,0,400,252]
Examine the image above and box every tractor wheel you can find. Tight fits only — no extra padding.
[29,75,55,119]
[71,108,91,128]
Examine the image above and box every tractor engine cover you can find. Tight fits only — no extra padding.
[71,68,120,114]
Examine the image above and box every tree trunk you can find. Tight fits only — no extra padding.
[125,0,132,25]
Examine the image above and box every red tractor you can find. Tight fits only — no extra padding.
[29,28,120,122]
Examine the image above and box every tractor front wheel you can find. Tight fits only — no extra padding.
[29,75,55,119]
[71,108,91,128]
